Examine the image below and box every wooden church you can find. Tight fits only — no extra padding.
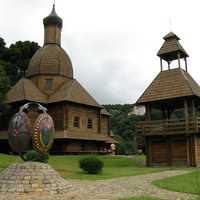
[136,32,200,166]
[0,4,117,154]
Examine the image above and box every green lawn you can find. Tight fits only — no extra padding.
[0,153,21,170]
[0,154,169,180]
[153,169,200,195]
[119,197,162,200]
[49,155,168,180]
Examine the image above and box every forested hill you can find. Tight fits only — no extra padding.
[104,104,144,154]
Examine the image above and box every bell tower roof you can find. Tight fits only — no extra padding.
[157,32,189,62]
[163,32,180,40]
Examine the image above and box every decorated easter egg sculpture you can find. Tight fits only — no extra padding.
[8,111,32,155]
[8,103,55,160]
[33,112,55,153]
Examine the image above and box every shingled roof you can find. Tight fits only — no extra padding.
[48,79,102,108]
[136,68,200,104]
[6,78,47,103]
[6,78,102,108]
[157,32,189,61]
[101,108,111,116]
[27,44,73,79]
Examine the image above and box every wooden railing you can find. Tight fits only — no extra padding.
[136,117,200,136]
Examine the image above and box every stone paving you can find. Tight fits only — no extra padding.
[0,168,197,200]
[0,162,71,194]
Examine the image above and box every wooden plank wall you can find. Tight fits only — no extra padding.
[48,104,64,130]
[189,135,196,167]
[151,142,168,164]
[51,140,65,154]
[84,141,100,152]
[147,135,192,166]
[101,115,109,135]
[51,140,104,154]
[43,102,110,136]
[66,140,82,152]
[67,104,99,133]
[171,141,187,165]
[44,25,61,45]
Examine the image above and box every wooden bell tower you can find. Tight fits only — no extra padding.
[136,32,200,167]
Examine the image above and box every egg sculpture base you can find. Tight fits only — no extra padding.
[0,161,70,194]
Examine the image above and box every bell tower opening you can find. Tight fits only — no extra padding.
[157,32,189,72]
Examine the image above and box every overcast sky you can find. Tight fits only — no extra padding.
[0,0,200,104]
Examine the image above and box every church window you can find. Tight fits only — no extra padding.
[73,116,80,128]
[45,79,53,90]
[87,118,93,129]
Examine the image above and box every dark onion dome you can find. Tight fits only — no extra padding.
[27,44,73,78]
[43,4,63,29]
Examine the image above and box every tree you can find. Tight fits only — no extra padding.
[104,104,144,154]
[0,63,10,102]
[0,62,10,119]
[4,41,40,85]
[0,38,40,129]
[0,38,5,48]
[0,37,7,60]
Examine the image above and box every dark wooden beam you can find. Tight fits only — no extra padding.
[167,61,170,70]
[64,103,69,129]
[145,104,151,121]
[160,58,163,71]
[98,110,101,133]
[62,142,66,153]
[184,99,189,131]
[186,136,190,166]
[145,137,152,166]
[108,117,111,136]
[193,134,198,167]
[148,138,152,166]
[167,136,172,166]
[63,103,66,129]
[192,99,195,119]
[161,105,166,120]
[184,57,188,72]
[178,53,181,68]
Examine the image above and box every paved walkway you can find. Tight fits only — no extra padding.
[0,170,197,200]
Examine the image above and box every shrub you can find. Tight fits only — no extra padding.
[117,141,136,155]
[24,150,49,163]
[79,156,104,174]
[117,142,126,155]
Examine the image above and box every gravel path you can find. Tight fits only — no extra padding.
[0,170,197,200]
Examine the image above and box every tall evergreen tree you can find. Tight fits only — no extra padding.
[0,37,7,60]
[0,37,9,102]
[0,63,10,104]
[5,41,40,85]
